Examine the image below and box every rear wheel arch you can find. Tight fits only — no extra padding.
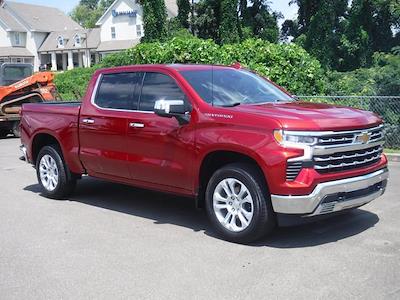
[31,133,63,165]
[196,150,269,209]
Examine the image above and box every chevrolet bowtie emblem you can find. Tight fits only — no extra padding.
[356,132,370,144]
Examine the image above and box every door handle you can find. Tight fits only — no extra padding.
[129,122,145,128]
[82,118,95,124]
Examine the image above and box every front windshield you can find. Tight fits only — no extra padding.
[180,68,293,106]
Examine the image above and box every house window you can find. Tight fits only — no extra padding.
[57,36,64,48]
[111,27,116,39]
[74,34,81,47]
[14,32,20,45]
[11,57,23,63]
[136,25,142,37]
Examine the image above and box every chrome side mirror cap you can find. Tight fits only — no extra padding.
[154,100,191,125]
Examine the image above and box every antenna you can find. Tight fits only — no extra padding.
[211,65,214,107]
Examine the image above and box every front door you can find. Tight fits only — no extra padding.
[125,72,196,192]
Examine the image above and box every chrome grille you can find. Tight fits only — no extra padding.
[318,134,354,146]
[311,125,384,173]
[286,162,302,181]
[314,145,383,173]
[316,125,384,147]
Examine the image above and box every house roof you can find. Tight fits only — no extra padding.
[97,39,140,52]
[0,46,34,57]
[0,6,25,32]
[4,1,82,32]
[96,0,178,25]
[38,28,101,52]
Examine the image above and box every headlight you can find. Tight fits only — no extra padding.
[273,130,318,146]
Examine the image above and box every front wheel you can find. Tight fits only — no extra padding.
[36,145,76,199]
[205,163,276,243]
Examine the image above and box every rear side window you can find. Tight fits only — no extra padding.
[95,72,142,110]
[139,72,186,111]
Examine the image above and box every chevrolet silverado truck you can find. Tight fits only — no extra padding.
[20,64,389,243]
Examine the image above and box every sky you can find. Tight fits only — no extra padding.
[12,0,298,22]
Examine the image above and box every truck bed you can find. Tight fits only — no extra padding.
[21,101,83,174]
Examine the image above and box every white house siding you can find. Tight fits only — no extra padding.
[99,0,144,42]
[26,31,48,71]
[0,28,12,47]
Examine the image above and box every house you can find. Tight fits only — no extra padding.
[0,0,82,71]
[0,0,178,72]
[95,0,178,57]
[38,29,101,71]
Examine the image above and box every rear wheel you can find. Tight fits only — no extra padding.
[0,129,9,138]
[12,121,20,138]
[36,145,76,199]
[205,163,276,243]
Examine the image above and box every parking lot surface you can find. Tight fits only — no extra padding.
[0,137,399,299]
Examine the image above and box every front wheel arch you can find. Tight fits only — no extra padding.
[196,150,269,209]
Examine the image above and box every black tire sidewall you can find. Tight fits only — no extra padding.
[205,163,274,243]
[36,145,75,199]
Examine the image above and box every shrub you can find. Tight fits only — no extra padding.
[102,37,326,95]
[54,67,97,100]
[56,37,327,100]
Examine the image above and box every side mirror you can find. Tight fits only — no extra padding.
[154,100,191,125]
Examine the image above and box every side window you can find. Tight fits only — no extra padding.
[139,72,186,112]
[95,73,141,110]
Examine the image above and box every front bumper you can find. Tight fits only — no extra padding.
[271,168,389,216]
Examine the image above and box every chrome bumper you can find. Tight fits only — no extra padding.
[271,168,389,216]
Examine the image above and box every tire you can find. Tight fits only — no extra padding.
[0,129,9,138]
[36,145,76,199]
[12,121,20,138]
[205,163,275,243]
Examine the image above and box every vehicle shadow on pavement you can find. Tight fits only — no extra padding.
[254,209,379,248]
[24,177,379,248]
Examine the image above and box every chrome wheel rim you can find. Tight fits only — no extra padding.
[213,178,254,232]
[39,154,59,192]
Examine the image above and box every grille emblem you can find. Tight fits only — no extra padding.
[355,132,371,144]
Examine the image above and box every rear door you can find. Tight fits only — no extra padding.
[79,72,143,179]
[125,72,196,191]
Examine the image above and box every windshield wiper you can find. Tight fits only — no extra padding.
[221,102,241,107]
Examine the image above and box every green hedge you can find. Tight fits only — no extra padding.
[54,67,97,100]
[56,37,326,100]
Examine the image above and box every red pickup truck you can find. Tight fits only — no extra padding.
[20,64,389,243]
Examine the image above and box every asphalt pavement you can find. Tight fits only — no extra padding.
[0,137,399,299]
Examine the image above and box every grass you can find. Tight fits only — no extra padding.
[384,148,400,154]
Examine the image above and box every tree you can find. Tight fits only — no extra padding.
[139,0,168,42]
[71,0,114,28]
[287,0,347,68]
[285,0,400,70]
[80,0,99,10]
[177,0,191,29]
[219,0,240,44]
[193,0,220,42]
[194,0,279,44]
[71,3,103,28]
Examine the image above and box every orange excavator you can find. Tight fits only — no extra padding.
[0,63,60,137]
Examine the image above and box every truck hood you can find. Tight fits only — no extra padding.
[235,101,382,131]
